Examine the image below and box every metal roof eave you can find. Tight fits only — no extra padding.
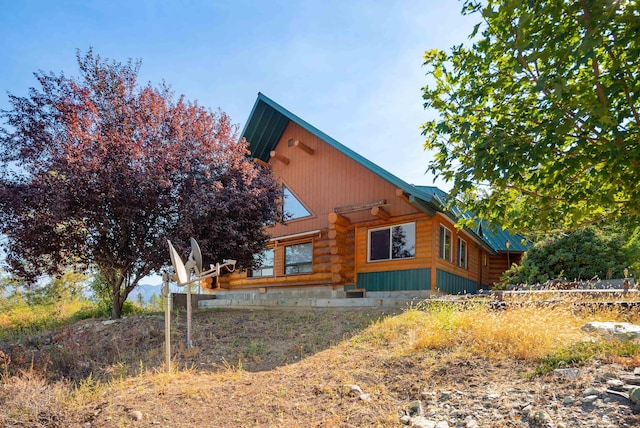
[408,195,437,216]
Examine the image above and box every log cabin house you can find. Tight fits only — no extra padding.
[215,93,527,296]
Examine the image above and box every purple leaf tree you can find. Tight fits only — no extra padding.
[0,49,280,319]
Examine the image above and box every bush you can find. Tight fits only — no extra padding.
[502,226,636,285]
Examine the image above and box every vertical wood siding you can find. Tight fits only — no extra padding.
[266,122,422,238]
[357,269,431,292]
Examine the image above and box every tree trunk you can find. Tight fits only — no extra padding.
[111,285,125,319]
[111,299,123,319]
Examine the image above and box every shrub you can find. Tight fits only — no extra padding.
[502,226,636,285]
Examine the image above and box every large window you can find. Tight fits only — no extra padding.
[250,248,274,277]
[283,185,311,220]
[368,222,415,261]
[439,225,452,262]
[457,237,467,269]
[285,242,313,274]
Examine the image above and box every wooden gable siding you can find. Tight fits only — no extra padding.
[266,122,422,238]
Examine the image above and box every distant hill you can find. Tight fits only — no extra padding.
[130,283,183,305]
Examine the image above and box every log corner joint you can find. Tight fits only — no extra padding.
[270,150,290,165]
[371,206,390,220]
[289,138,315,155]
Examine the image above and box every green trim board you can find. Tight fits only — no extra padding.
[357,268,431,292]
[435,269,478,295]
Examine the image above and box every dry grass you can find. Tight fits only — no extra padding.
[1,299,640,426]
[356,301,592,360]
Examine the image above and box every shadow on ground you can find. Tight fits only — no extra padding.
[0,307,398,382]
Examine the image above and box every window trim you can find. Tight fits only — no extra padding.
[457,237,467,269]
[439,224,453,262]
[367,222,416,262]
[284,241,313,275]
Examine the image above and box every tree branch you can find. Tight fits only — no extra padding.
[581,0,608,106]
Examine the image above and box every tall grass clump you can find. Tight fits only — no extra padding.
[358,301,591,360]
[0,299,89,340]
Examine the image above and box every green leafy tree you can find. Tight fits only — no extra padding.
[23,270,87,305]
[503,227,635,284]
[422,0,640,233]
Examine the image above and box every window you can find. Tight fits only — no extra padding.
[285,242,312,274]
[250,248,274,277]
[457,238,467,269]
[439,225,452,262]
[368,222,415,261]
[283,185,311,220]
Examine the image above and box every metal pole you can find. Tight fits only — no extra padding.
[162,273,171,372]
[186,272,193,349]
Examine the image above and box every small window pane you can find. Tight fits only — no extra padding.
[440,225,452,261]
[458,238,467,269]
[391,223,415,259]
[283,185,311,220]
[369,222,415,262]
[285,242,312,274]
[250,248,274,277]
[369,229,391,261]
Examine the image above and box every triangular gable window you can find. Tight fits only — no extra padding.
[283,185,311,220]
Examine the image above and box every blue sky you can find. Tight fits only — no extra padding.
[0,0,477,189]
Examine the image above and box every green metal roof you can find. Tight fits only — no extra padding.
[241,93,528,254]
[416,186,529,253]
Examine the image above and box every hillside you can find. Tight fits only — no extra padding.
[2,303,640,427]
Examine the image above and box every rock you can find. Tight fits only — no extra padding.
[619,374,640,385]
[102,319,117,326]
[486,393,500,400]
[581,321,640,342]
[634,367,640,376]
[563,396,575,405]
[629,386,640,404]
[583,395,599,404]
[408,400,423,416]
[347,384,362,396]
[439,391,451,401]
[464,418,479,428]
[129,410,143,421]
[532,409,552,424]
[410,416,436,428]
[554,368,580,380]
[400,415,411,425]
[606,379,625,389]
[583,387,600,396]
[359,393,371,402]
[434,421,449,428]
[421,391,436,402]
